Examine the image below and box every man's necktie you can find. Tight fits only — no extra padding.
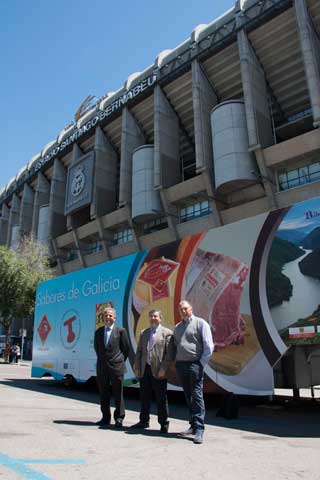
[105,327,111,347]
[148,328,156,350]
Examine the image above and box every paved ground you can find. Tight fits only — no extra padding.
[0,363,319,480]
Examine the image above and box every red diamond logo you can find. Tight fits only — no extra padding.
[37,315,51,344]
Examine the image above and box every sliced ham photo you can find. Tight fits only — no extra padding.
[185,249,249,348]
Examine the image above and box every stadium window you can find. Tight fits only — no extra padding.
[179,200,211,223]
[112,228,133,246]
[84,241,103,255]
[142,217,168,235]
[64,249,78,263]
[278,162,320,191]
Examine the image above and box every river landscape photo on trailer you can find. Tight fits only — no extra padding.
[268,197,320,345]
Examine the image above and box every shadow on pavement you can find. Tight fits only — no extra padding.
[53,420,97,426]
[1,376,320,439]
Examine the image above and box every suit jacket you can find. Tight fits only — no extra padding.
[134,325,172,380]
[94,325,129,377]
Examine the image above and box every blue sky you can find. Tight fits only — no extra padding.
[0,0,234,189]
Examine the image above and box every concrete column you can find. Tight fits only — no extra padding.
[91,126,118,218]
[31,172,50,239]
[67,144,83,230]
[238,28,277,208]
[154,85,180,188]
[47,158,67,239]
[19,184,34,237]
[237,29,273,149]
[192,60,218,174]
[96,216,111,259]
[72,229,85,268]
[119,108,145,207]
[295,0,320,127]
[51,237,64,275]
[0,204,9,245]
[127,216,142,250]
[159,189,179,240]
[6,194,21,246]
[201,170,222,227]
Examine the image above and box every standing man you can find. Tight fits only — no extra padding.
[132,310,172,433]
[173,300,214,444]
[94,306,130,428]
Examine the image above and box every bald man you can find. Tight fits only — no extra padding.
[173,300,214,444]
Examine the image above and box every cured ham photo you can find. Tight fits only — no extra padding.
[185,249,249,349]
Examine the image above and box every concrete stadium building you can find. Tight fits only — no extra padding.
[0,0,319,339]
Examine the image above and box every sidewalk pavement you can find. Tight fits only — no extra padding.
[0,362,320,480]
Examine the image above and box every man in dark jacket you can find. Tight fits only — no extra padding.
[94,307,129,427]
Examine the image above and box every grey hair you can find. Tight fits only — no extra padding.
[179,300,192,308]
[149,309,163,320]
[103,306,116,317]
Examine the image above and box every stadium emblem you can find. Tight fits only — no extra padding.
[71,166,85,197]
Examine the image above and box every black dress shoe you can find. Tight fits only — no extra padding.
[130,421,149,429]
[160,423,169,433]
[95,418,110,426]
[115,420,123,428]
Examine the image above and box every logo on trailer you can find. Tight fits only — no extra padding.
[60,309,81,349]
[37,315,51,345]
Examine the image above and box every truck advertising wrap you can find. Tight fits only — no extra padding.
[32,195,320,396]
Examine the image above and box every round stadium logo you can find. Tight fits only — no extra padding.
[71,166,85,197]
[60,309,81,349]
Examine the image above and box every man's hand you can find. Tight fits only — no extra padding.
[158,368,166,378]
[135,369,141,379]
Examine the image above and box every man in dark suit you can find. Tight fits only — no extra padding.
[94,307,130,427]
[132,309,172,433]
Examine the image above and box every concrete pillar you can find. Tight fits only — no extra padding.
[96,216,111,260]
[192,60,218,174]
[67,144,83,230]
[91,126,118,218]
[72,229,85,268]
[31,172,50,239]
[0,204,9,245]
[47,158,67,239]
[237,29,273,149]
[19,183,34,237]
[51,237,64,275]
[119,108,146,207]
[154,85,180,188]
[159,189,179,240]
[295,0,320,127]
[201,170,222,227]
[238,28,277,208]
[6,194,20,246]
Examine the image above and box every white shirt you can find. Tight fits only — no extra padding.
[104,323,114,347]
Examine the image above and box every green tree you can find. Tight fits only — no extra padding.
[0,239,52,362]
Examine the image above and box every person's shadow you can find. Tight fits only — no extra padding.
[124,428,194,441]
[53,420,97,426]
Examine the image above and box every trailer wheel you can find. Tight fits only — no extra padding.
[62,374,77,388]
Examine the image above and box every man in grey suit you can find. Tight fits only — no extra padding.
[132,309,172,433]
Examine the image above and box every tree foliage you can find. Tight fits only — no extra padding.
[0,238,52,361]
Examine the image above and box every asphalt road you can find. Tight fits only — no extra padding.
[0,363,319,480]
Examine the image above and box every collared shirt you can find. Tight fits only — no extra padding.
[147,326,159,365]
[104,323,114,347]
[183,315,214,367]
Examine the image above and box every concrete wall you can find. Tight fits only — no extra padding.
[119,108,145,206]
[154,86,180,188]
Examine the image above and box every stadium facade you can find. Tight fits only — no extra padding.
[1,0,320,340]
